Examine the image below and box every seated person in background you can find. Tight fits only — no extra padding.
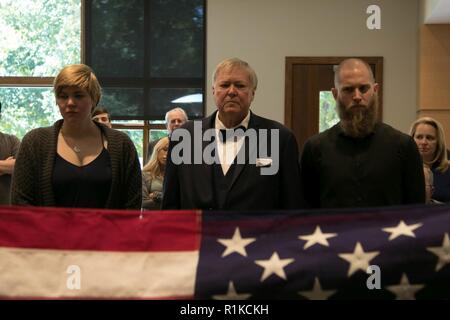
[142,137,169,210]
[92,106,112,128]
[11,64,141,209]
[423,165,442,204]
[410,117,450,202]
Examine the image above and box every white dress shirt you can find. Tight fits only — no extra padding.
[215,112,250,175]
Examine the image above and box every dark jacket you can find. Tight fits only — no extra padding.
[301,122,425,208]
[162,111,303,210]
[11,120,142,209]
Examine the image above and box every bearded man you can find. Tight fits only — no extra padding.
[300,58,425,209]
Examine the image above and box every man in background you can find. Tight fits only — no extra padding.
[146,107,188,163]
[92,106,112,128]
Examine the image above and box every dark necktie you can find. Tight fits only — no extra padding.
[219,126,246,143]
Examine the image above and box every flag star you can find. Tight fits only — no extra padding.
[217,227,256,257]
[386,273,424,300]
[382,220,423,241]
[338,242,380,277]
[212,281,252,300]
[298,277,336,300]
[298,225,337,249]
[427,233,450,271]
[255,252,295,282]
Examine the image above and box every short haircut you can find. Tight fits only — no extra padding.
[165,107,188,124]
[212,57,258,90]
[334,58,375,88]
[92,106,111,121]
[54,64,101,109]
[410,117,449,173]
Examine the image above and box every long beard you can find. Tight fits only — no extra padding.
[337,95,378,138]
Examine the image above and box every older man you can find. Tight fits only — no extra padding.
[146,107,188,163]
[300,58,424,209]
[162,58,302,210]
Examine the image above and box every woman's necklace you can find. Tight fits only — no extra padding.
[72,145,81,153]
[60,131,82,154]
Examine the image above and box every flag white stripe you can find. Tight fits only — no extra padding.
[0,247,198,298]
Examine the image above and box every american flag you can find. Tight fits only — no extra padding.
[0,204,449,299]
[197,205,450,299]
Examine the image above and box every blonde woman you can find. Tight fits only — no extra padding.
[11,64,141,209]
[142,137,169,210]
[410,117,450,202]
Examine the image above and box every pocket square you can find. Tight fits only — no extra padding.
[256,158,272,167]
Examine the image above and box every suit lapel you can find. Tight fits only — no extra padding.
[201,112,216,177]
[198,113,219,207]
[227,112,260,193]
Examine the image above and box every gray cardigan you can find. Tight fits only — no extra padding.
[11,120,142,209]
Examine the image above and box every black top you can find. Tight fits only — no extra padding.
[52,148,112,208]
[432,157,450,203]
[11,119,141,209]
[300,122,425,209]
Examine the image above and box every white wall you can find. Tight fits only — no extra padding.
[207,0,419,134]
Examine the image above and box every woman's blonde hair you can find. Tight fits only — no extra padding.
[53,64,102,109]
[409,117,449,173]
[142,137,169,179]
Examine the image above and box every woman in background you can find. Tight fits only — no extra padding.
[142,137,169,210]
[11,64,141,209]
[410,117,450,202]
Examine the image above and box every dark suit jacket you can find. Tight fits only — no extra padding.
[162,111,303,210]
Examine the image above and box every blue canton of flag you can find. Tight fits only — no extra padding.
[195,204,450,299]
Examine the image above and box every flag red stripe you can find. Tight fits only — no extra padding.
[0,206,201,252]
[0,294,194,300]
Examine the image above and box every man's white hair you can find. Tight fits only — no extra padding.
[165,107,188,124]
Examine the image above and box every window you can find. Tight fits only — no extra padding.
[0,0,206,165]
[84,0,206,163]
[319,91,339,132]
[0,0,81,138]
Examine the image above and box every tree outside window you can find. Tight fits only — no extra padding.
[1,0,205,164]
[319,91,339,132]
[0,0,81,138]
